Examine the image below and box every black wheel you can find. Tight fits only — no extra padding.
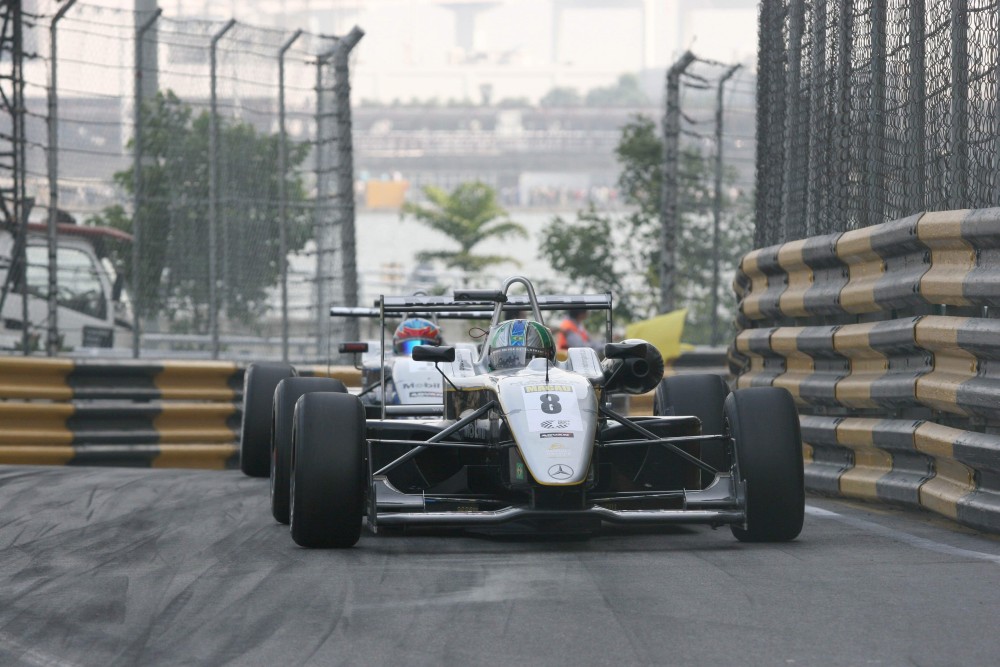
[290,392,366,548]
[725,387,804,542]
[240,362,295,477]
[654,374,730,487]
[270,377,347,524]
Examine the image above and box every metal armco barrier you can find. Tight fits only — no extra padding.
[733,207,1000,533]
[0,359,361,469]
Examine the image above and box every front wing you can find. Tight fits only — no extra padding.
[362,405,747,532]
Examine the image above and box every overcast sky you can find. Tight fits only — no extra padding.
[34,0,758,103]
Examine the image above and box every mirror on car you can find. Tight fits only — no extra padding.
[338,341,370,354]
[412,345,456,363]
[604,341,649,360]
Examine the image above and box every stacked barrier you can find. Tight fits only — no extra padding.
[0,359,360,469]
[733,207,1000,533]
[0,352,726,468]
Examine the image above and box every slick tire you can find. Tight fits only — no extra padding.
[654,374,730,487]
[725,387,804,542]
[271,377,348,524]
[290,392,366,548]
[240,362,295,478]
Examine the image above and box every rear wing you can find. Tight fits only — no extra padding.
[338,278,612,421]
[331,293,611,319]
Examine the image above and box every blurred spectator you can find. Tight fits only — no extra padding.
[555,308,601,353]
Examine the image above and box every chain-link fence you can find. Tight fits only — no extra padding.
[1,1,362,361]
[658,53,756,344]
[756,0,1000,247]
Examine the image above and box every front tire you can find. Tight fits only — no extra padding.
[240,362,295,477]
[725,387,804,542]
[654,374,731,487]
[290,392,366,548]
[271,377,348,524]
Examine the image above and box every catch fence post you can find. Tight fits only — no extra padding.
[906,0,926,211]
[208,19,236,360]
[278,29,303,363]
[780,0,804,242]
[833,1,853,230]
[949,0,969,209]
[710,64,740,347]
[132,8,161,359]
[658,50,695,314]
[332,27,364,346]
[315,43,338,360]
[805,0,826,236]
[0,2,31,354]
[46,0,78,357]
[863,0,887,229]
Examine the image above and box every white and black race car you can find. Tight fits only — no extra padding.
[241,276,804,548]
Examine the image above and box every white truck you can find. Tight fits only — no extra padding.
[0,222,132,353]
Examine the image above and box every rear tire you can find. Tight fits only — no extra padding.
[655,374,730,487]
[725,387,804,542]
[240,362,295,477]
[290,392,366,548]
[271,377,348,524]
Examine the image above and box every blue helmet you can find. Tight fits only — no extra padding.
[393,317,442,354]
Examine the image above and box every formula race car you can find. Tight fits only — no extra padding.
[333,320,478,414]
[242,276,805,548]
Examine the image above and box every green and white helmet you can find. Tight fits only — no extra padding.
[487,319,555,370]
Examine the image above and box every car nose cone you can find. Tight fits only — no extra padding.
[548,464,574,480]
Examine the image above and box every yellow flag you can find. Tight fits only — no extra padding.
[624,308,688,360]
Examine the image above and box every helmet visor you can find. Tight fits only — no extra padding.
[489,346,528,370]
[398,339,429,355]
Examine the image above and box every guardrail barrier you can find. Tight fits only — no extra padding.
[733,207,1000,533]
[0,359,361,469]
[0,351,727,469]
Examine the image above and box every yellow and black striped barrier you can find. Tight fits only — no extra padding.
[734,315,1000,419]
[0,352,725,465]
[801,416,998,532]
[736,208,1000,320]
[0,359,362,469]
[0,444,240,469]
[734,206,1000,533]
[0,358,361,402]
[0,401,241,468]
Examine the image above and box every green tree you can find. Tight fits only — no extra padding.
[584,74,649,107]
[540,86,582,107]
[540,115,753,343]
[400,181,528,273]
[87,90,312,331]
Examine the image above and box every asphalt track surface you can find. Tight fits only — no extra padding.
[2,466,1000,666]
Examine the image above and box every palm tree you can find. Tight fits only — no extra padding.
[401,182,528,273]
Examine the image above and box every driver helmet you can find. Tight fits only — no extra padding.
[393,317,442,355]
[487,319,555,370]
